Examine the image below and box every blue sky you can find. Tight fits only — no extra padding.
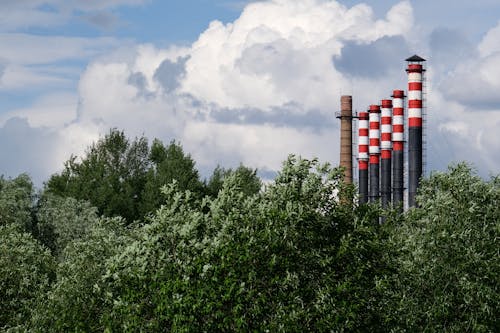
[1,0,500,185]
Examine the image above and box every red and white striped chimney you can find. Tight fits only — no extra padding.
[406,55,426,207]
[358,111,369,204]
[380,99,392,208]
[369,105,380,203]
[392,90,405,209]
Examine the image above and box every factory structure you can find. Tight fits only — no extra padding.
[337,55,426,209]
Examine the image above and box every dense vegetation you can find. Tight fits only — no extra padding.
[1,129,498,332]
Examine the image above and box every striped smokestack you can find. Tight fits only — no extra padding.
[406,55,426,207]
[358,110,369,204]
[369,104,381,203]
[339,96,353,184]
[392,90,405,210]
[380,99,392,209]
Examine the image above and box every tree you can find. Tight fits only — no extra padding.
[205,164,261,198]
[0,224,55,330]
[35,194,99,258]
[386,163,499,331]
[98,156,390,331]
[0,174,35,231]
[46,129,150,222]
[29,217,132,332]
[139,139,204,216]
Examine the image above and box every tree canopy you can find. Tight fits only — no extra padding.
[0,130,498,332]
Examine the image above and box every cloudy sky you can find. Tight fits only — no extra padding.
[1,0,500,186]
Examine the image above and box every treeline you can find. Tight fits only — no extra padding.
[0,129,498,332]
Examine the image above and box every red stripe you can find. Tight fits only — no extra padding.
[381,133,391,141]
[407,64,423,72]
[370,155,379,164]
[358,112,368,119]
[381,100,392,108]
[359,128,368,136]
[370,105,380,112]
[408,82,422,90]
[359,160,368,170]
[393,142,403,151]
[369,122,379,129]
[359,145,368,153]
[381,117,391,125]
[393,124,403,133]
[408,118,422,127]
[409,100,422,108]
[393,108,404,116]
[369,139,379,146]
[392,90,404,98]
[381,150,391,159]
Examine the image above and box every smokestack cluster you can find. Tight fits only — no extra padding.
[342,55,426,211]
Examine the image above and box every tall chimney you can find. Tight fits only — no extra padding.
[339,96,353,184]
[380,99,392,209]
[358,111,369,204]
[406,55,426,207]
[369,104,381,203]
[392,90,405,211]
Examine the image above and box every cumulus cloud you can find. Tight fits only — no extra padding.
[180,0,413,111]
[439,21,500,110]
[2,0,500,186]
[60,0,414,181]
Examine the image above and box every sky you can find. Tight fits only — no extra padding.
[1,0,500,186]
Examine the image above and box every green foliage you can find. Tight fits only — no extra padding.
[46,128,150,222]
[387,163,500,331]
[205,164,261,198]
[0,174,35,231]
[0,224,55,330]
[1,134,498,332]
[35,194,99,258]
[29,217,132,332]
[140,139,203,216]
[98,156,388,331]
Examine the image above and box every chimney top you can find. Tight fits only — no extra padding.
[406,54,426,62]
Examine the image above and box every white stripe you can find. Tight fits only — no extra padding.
[408,90,422,100]
[369,129,379,138]
[408,108,422,118]
[393,133,404,141]
[358,153,368,159]
[358,137,369,145]
[369,146,380,154]
[381,108,392,117]
[359,120,369,129]
[369,114,380,122]
[381,124,392,133]
[408,73,422,81]
[393,116,404,125]
[381,142,392,149]
[392,99,403,108]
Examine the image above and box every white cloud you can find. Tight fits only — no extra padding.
[0,33,121,65]
[2,0,500,187]
[0,0,148,30]
[180,0,413,111]
[0,64,71,90]
[0,92,77,128]
[478,20,500,57]
[439,21,500,109]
